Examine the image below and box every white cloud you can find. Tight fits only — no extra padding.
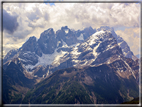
[2,2,141,56]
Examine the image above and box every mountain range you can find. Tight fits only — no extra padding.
[2,26,139,104]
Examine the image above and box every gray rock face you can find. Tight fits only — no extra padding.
[19,51,38,66]
[56,26,96,47]
[97,26,137,60]
[78,26,96,40]
[56,26,77,46]
[20,36,42,57]
[3,49,18,63]
[38,28,57,54]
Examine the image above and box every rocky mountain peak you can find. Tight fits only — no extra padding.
[61,26,68,30]
[97,26,137,60]
[40,28,55,39]
[3,49,18,63]
[29,36,37,41]
[81,26,96,40]
[21,36,38,52]
[37,28,57,54]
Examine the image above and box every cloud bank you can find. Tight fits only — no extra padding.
[2,2,141,56]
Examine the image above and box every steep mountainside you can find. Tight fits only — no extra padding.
[97,26,137,60]
[2,58,36,104]
[22,60,139,104]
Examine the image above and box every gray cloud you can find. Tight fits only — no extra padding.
[44,13,49,21]
[26,7,41,21]
[3,9,19,34]
[27,12,40,21]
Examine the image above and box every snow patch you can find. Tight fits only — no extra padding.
[69,43,78,47]
[57,41,61,47]
[86,46,92,51]
[24,64,36,70]
[89,30,105,45]
[118,41,122,46]
[62,39,68,47]
[24,48,68,70]
[93,30,105,37]
[93,43,100,57]
[54,51,68,62]
[103,45,116,52]
[72,59,79,63]
[19,58,27,62]
[8,60,12,66]
[71,46,81,58]
[77,33,84,40]
[65,29,69,34]
[76,43,80,47]
[122,59,136,79]
[36,49,60,66]
[23,51,32,55]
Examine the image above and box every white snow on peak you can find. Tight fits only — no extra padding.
[24,64,36,70]
[24,48,68,70]
[61,39,68,47]
[88,30,105,46]
[65,29,69,34]
[57,41,61,47]
[19,58,28,62]
[93,30,105,37]
[76,43,80,47]
[7,60,12,66]
[77,33,84,40]
[92,30,105,39]
[93,43,100,57]
[53,51,68,65]
[23,51,33,55]
[69,43,79,47]
[71,46,81,58]
[118,41,123,46]
[36,49,62,66]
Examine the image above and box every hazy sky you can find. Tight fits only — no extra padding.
[1,0,141,56]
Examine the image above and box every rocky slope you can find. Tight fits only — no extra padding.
[97,26,137,60]
[22,61,139,104]
[2,58,36,104]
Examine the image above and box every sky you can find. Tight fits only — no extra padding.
[1,0,141,57]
